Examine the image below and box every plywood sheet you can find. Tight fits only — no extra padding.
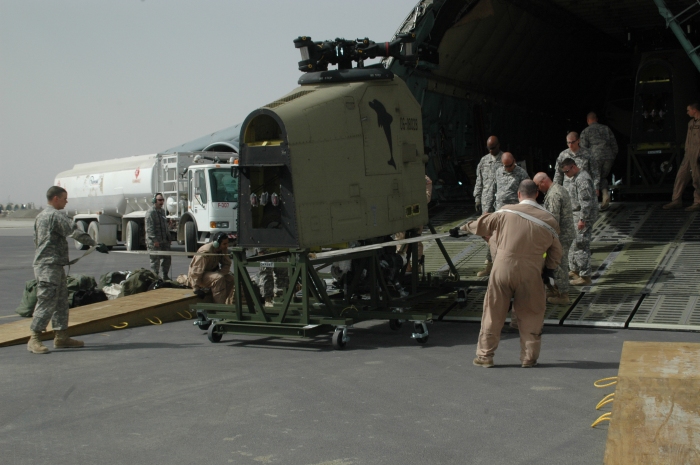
[0,288,206,347]
[604,342,700,465]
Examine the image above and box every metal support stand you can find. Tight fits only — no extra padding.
[194,224,476,349]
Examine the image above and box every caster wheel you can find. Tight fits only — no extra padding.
[332,330,347,350]
[389,319,402,331]
[195,318,211,331]
[207,324,223,343]
[414,323,428,344]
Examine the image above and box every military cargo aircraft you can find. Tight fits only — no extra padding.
[165,0,700,198]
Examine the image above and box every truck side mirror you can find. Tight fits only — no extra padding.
[193,174,200,190]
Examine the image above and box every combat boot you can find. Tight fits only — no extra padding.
[264,297,274,308]
[685,203,700,212]
[569,270,579,279]
[600,189,610,211]
[663,200,683,210]
[473,357,494,368]
[54,330,84,349]
[570,275,592,286]
[476,261,492,277]
[27,330,49,354]
[547,293,571,305]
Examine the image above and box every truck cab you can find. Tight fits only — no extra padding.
[180,160,239,252]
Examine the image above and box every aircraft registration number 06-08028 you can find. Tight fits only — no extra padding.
[217,202,230,208]
[400,117,418,130]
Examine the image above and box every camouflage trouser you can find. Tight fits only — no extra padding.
[569,215,595,277]
[256,249,289,299]
[148,243,171,279]
[31,265,69,332]
[598,159,614,192]
[556,238,573,295]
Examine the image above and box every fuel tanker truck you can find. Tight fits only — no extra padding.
[54,152,239,252]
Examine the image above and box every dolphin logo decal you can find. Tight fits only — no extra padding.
[368,99,396,169]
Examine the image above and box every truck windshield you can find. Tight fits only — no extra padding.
[209,169,238,202]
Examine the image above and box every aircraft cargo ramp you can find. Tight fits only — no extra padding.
[423,202,700,331]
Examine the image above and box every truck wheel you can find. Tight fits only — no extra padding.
[74,221,89,250]
[126,221,140,251]
[88,221,100,245]
[185,222,197,255]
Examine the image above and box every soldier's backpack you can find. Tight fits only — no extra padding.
[16,279,38,317]
[98,271,130,289]
[72,289,108,307]
[66,275,99,308]
[119,269,159,297]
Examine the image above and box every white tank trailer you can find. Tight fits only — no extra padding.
[54,152,239,252]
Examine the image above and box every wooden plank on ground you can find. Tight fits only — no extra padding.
[604,341,700,464]
[0,288,210,347]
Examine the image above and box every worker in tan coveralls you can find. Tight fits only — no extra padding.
[450,180,562,368]
[187,231,234,304]
[663,102,700,211]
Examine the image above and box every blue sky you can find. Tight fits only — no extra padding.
[0,0,417,205]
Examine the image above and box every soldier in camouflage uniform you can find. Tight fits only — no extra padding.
[255,248,290,307]
[491,152,530,211]
[553,132,600,194]
[580,113,618,211]
[561,159,599,286]
[534,172,576,305]
[28,186,108,354]
[472,136,503,276]
[145,193,172,280]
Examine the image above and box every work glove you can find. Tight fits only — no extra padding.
[449,227,461,238]
[193,289,206,299]
[95,243,109,254]
[475,201,482,214]
[541,268,556,287]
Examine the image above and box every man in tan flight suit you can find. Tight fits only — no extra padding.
[188,231,234,304]
[450,180,562,368]
[663,102,700,211]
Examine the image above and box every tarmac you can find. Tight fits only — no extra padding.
[0,216,698,465]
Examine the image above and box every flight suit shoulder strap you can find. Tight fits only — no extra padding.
[498,209,559,239]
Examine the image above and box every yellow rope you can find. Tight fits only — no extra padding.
[339,305,359,316]
[596,393,615,410]
[594,376,618,388]
[146,316,162,325]
[591,412,612,428]
[110,322,128,329]
[177,311,193,320]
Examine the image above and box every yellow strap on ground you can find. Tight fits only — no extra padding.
[177,311,192,320]
[339,305,359,316]
[591,412,612,428]
[596,393,615,410]
[111,322,129,329]
[146,316,162,325]
[594,376,618,388]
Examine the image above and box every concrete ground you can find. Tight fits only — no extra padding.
[1,226,697,465]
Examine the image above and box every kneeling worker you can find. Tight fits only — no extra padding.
[188,232,234,304]
[450,180,562,368]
